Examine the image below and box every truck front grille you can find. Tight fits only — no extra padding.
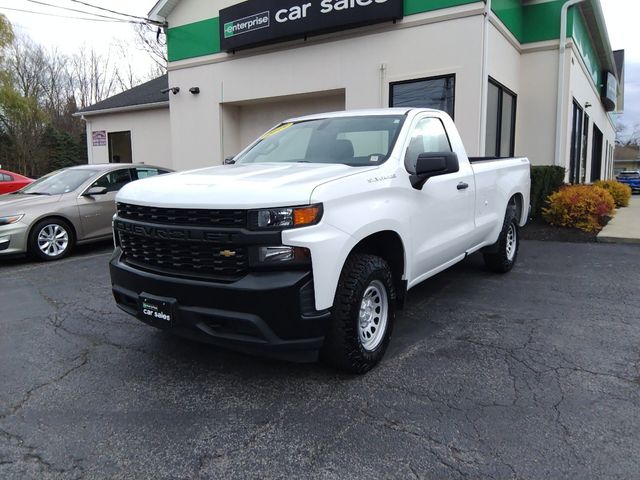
[117,203,247,228]
[119,232,249,280]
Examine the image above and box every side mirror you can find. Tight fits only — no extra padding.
[411,152,460,190]
[84,186,108,197]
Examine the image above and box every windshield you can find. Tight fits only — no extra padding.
[618,172,640,179]
[235,116,405,167]
[19,169,98,195]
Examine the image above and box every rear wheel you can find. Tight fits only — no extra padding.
[28,219,75,261]
[483,205,519,273]
[321,254,396,374]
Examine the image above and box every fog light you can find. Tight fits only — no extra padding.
[257,246,310,264]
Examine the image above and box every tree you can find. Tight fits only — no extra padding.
[134,23,167,73]
[0,14,12,49]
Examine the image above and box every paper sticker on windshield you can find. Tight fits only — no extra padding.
[261,123,293,139]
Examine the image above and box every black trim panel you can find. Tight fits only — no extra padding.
[110,249,331,360]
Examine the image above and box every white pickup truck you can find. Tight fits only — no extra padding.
[110,109,530,373]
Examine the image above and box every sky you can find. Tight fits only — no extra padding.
[0,0,638,133]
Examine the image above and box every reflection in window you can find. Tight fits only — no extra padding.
[390,75,455,119]
[485,78,517,157]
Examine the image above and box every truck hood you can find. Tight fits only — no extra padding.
[117,163,376,209]
[0,193,62,213]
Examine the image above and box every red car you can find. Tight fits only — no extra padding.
[0,169,33,194]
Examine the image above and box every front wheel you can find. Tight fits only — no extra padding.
[483,206,519,273]
[28,219,75,261]
[321,254,396,374]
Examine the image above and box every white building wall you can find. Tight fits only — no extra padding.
[518,49,559,167]
[167,14,485,170]
[84,108,172,170]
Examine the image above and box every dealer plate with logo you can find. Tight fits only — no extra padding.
[140,294,175,325]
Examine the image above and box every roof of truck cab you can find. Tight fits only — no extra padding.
[285,108,440,123]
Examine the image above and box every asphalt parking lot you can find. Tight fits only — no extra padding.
[1,240,639,479]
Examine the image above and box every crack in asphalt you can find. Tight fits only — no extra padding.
[0,351,90,421]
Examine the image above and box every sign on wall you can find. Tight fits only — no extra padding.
[602,71,617,112]
[220,0,404,51]
[92,131,107,147]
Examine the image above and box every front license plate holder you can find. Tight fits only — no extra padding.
[139,293,176,327]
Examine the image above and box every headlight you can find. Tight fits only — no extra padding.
[0,214,24,226]
[250,204,323,230]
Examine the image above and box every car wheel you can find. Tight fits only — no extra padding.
[321,253,396,374]
[29,219,75,261]
[483,205,519,273]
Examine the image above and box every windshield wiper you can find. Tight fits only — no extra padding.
[22,192,52,196]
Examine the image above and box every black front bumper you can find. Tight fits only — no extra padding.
[109,249,331,361]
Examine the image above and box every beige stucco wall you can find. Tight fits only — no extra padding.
[84,107,172,170]
[167,12,486,170]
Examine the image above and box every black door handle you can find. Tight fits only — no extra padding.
[457,182,469,190]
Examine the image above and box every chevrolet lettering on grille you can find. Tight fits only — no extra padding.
[114,220,233,243]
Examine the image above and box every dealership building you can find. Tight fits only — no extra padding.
[78,0,624,184]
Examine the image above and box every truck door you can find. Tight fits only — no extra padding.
[405,116,476,280]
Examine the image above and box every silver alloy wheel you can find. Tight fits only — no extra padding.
[37,224,69,257]
[505,224,517,261]
[358,279,389,352]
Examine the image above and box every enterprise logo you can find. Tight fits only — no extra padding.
[224,11,270,38]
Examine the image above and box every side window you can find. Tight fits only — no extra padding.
[404,118,452,173]
[0,174,13,182]
[91,169,132,193]
[135,168,161,180]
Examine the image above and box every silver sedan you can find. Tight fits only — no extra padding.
[0,164,172,261]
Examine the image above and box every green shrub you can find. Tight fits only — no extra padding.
[542,185,616,233]
[594,180,632,208]
[530,166,566,218]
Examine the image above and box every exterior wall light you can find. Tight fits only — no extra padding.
[189,87,201,95]
[161,87,181,95]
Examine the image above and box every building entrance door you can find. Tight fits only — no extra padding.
[591,126,603,182]
[108,131,132,163]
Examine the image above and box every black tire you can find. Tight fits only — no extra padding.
[321,254,396,374]
[28,218,75,261]
[483,205,519,273]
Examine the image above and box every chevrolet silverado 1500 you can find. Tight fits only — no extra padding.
[110,108,531,373]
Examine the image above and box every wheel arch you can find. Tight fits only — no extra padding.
[348,230,407,308]
[28,215,78,245]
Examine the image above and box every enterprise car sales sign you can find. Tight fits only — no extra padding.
[220,0,403,51]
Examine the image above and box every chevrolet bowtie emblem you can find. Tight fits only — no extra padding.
[220,250,237,258]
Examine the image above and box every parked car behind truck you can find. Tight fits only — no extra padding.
[0,164,172,260]
[0,168,33,194]
[110,109,531,373]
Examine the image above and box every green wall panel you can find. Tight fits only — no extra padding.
[522,1,565,43]
[403,0,477,16]
[167,17,220,62]
[571,10,602,86]
[492,0,524,41]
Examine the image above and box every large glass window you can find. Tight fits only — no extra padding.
[485,78,517,157]
[390,75,455,119]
